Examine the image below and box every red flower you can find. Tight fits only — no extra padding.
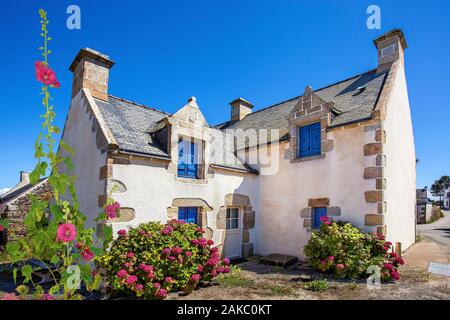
[0,225,4,232]
[35,61,60,88]
[81,247,94,261]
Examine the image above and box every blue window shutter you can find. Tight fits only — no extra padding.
[310,122,321,156]
[177,140,186,176]
[298,122,321,158]
[313,207,327,229]
[299,126,310,157]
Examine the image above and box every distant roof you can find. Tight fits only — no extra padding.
[0,178,47,204]
[216,69,389,140]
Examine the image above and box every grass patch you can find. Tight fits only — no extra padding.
[215,272,255,288]
[415,233,423,243]
[302,279,329,292]
[264,284,294,296]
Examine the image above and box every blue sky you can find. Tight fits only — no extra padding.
[0,0,449,192]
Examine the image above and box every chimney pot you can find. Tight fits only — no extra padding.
[373,29,407,73]
[20,171,30,185]
[230,97,254,122]
[69,48,115,101]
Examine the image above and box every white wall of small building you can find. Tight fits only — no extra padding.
[383,65,416,250]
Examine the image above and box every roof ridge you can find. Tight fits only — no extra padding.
[108,94,172,116]
[217,68,379,125]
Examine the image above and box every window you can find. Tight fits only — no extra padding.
[298,122,321,158]
[178,207,198,224]
[312,207,327,229]
[226,208,239,229]
[178,138,199,178]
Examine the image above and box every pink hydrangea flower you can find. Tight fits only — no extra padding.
[207,239,214,246]
[185,251,193,257]
[223,258,230,265]
[56,223,76,242]
[117,229,127,236]
[161,225,173,235]
[191,239,199,245]
[389,269,400,281]
[164,276,174,283]
[320,216,329,222]
[167,256,176,261]
[190,274,201,282]
[172,247,182,255]
[153,282,161,289]
[135,284,144,292]
[40,293,55,300]
[138,229,146,235]
[336,264,345,269]
[222,266,231,273]
[327,256,335,262]
[126,275,138,285]
[1,293,20,300]
[117,269,128,278]
[127,252,135,258]
[210,247,218,254]
[124,262,132,268]
[162,247,171,255]
[156,288,168,298]
[197,265,204,272]
[197,227,205,233]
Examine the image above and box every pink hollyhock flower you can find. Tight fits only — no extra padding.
[336,264,345,269]
[117,229,127,236]
[185,251,192,257]
[223,258,230,265]
[197,265,204,272]
[126,275,138,285]
[172,247,182,255]
[135,284,144,292]
[190,274,201,282]
[56,223,76,242]
[327,256,335,262]
[105,201,120,219]
[81,247,94,261]
[156,288,168,298]
[153,282,161,289]
[35,61,60,88]
[127,252,135,258]
[117,269,128,278]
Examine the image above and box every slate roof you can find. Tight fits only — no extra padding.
[0,178,47,205]
[95,96,254,172]
[216,69,389,140]
[95,96,171,158]
[94,68,388,173]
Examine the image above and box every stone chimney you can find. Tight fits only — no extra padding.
[20,171,30,185]
[69,48,115,101]
[230,97,254,122]
[374,29,407,73]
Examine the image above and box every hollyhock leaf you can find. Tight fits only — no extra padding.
[21,265,33,284]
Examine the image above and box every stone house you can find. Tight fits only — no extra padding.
[59,29,416,259]
[0,172,50,243]
[416,187,431,224]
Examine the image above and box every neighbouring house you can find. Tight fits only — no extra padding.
[59,29,416,260]
[416,187,431,224]
[444,186,450,210]
[0,172,50,243]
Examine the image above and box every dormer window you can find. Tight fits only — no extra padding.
[178,137,199,179]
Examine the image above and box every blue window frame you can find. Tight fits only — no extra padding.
[178,207,198,224]
[178,139,199,178]
[298,122,321,158]
[313,207,327,229]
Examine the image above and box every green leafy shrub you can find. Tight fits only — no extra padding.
[96,220,231,299]
[303,279,329,292]
[304,217,402,280]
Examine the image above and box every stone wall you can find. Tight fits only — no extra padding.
[0,179,51,241]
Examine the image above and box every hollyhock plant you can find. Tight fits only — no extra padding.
[80,247,94,261]
[96,220,231,299]
[56,223,77,242]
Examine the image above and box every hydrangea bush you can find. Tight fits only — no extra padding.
[95,220,231,299]
[304,216,404,280]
